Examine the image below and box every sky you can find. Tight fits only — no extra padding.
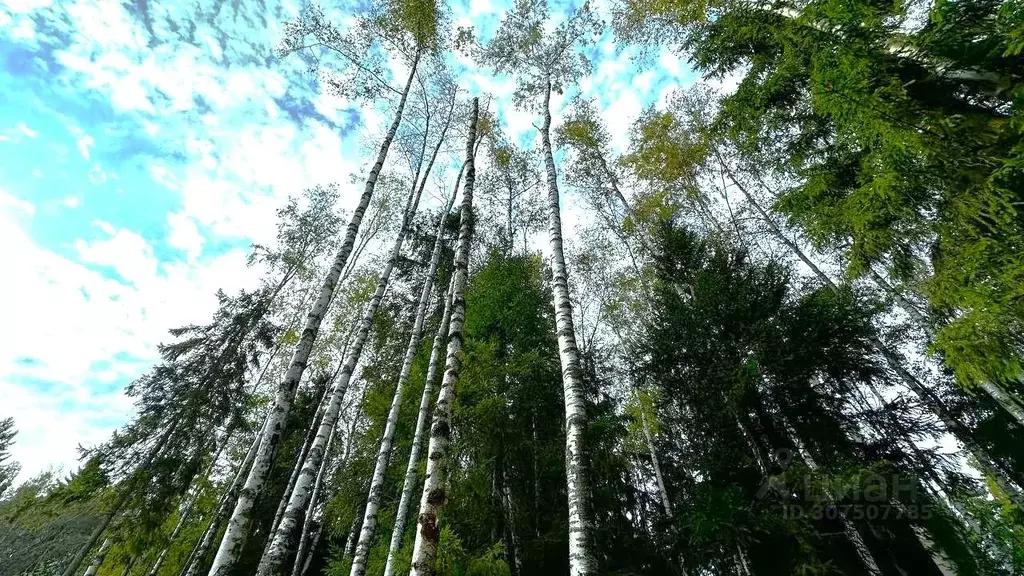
[0,0,695,485]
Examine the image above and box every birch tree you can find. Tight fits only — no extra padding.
[348,90,459,576]
[381,133,487,575]
[409,96,479,576]
[206,3,437,571]
[481,3,601,573]
[256,78,451,574]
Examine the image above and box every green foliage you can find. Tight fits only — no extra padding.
[0,417,19,497]
[435,527,511,576]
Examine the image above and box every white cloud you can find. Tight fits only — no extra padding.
[62,196,81,208]
[167,212,205,260]
[0,191,263,484]
[76,134,94,160]
[16,123,37,138]
[658,47,684,78]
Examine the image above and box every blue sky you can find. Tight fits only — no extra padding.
[0,0,694,484]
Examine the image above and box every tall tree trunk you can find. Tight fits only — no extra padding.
[207,51,421,576]
[182,418,266,576]
[82,538,113,576]
[348,93,457,576]
[382,193,464,576]
[634,389,672,518]
[257,95,432,576]
[270,366,339,536]
[292,384,363,576]
[297,524,324,576]
[539,78,597,576]
[500,463,524,576]
[409,97,479,576]
[291,422,338,576]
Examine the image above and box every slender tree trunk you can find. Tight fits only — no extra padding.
[270,367,338,536]
[382,221,460,576]
[64,504,119,576]
[120,556,136,576]
[298,525,323,576]
[258,94,431,576]
[735,545,752,576]
[500,464,524,576]
[82,538,113,576]
[291,424,337,576]
[292,386,362,576]
[207,51,421,576]
[635,389,672,518]
[539,78,597,576]
[531,413,540,538]
[409,97,479,576]
[182,418,266,576]
[344,511,361,559]
[781,416,883,575]
[348,94,457,576]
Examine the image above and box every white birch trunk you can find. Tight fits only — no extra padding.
[147,430,234,576]
[291,422,337,576]
[82,538,112,576]
[344,512,361,559]
[635,390,672,518]
[409,97,479,576]
[207,52,421,576]
[735,545,752,576]
[297,525,323,576]
[383,275,457,576]
[257,103,430,576]
[270,369,337,536]
[539,79,597,576]
[500,464,524,576]
[292,389,360,576]
[182,419,266,576]
[348,94,457,576]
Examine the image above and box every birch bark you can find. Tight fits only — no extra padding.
[82,538,112,576]
[257,90,431,576]
[539,79,597,576]
[291,418,338,576]
[409,97,479,576]
[635,390,672,518]
[383,275,457,576]
[270,366,339,536]
[207,52,421,576]
[348,92,457,576]
[181,417,267,576]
